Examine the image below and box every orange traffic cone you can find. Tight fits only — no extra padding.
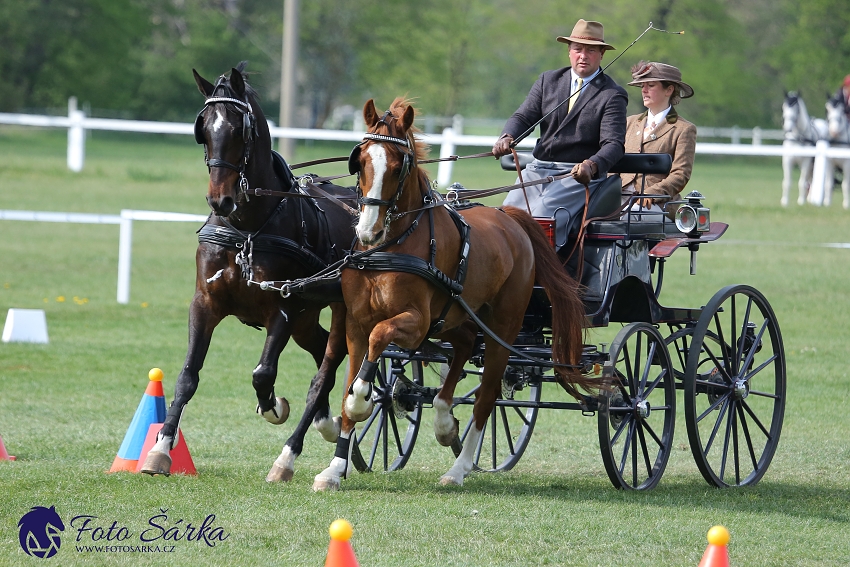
[325,519,359,567]
[109,368,167,472]
[698,525,730,567]
[0,434,16,461]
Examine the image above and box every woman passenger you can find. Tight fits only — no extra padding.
[620,61,696,218]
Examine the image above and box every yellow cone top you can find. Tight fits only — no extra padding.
[707,525,730,546]
[149,368,164,382]
[329,519,353,542]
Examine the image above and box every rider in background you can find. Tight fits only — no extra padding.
[619,61,696,219]
[492,18,627,250]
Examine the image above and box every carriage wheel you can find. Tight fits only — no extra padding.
[453,366,542,472]
[598,322,676,490]
[684,285,786,487]
[350,356,423,473]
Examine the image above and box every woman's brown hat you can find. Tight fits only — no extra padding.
[556,19,615,51]
[628,61,694,98]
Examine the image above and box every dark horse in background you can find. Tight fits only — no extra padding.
[140,62,355,482]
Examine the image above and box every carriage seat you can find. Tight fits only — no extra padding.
[499,152,674,241]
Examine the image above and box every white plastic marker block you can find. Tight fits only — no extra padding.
[2,309,49,344]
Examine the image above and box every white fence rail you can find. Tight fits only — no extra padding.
[3,100,850,202]
[0,209,208,304]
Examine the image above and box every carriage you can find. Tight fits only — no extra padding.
[335,149,786,491]
[185,65,785,491]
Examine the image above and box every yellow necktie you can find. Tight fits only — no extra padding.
[569,78,583,113]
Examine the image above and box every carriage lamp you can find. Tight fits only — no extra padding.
[674,190,710,235]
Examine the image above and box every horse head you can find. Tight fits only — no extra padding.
[826,93,849,142]
[351,98,427,246]
[782,91,803,136]
[193,62,268,217]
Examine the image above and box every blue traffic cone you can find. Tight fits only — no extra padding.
[109,368,167,472]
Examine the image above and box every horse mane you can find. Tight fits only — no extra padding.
[385,97,430,163]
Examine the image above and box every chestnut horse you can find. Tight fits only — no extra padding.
[141,62,354,482]
[312,98,599,490]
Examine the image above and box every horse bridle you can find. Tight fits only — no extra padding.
[194,87,258,200]
[348,118,414,227]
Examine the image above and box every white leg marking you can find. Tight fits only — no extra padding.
[206,269,224,283]
[440,423,482,486]
[355,145,387,242]
[344,377,374,421]
[433,397,456,440]
[313,431,353,491]
[314,415,341,443]
[150,435,173,457]
[273,445,297,472]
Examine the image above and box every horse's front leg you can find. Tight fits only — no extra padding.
[267,303,348,483]
[343,311,426,422]
[141,295,222,475]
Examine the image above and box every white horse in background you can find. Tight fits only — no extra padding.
[781,92,828,207]
[825,94,850,209]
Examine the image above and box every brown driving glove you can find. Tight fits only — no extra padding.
[492,134,514,158]
[570,159,597,185]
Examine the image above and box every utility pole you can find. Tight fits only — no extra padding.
[279,0,299,160]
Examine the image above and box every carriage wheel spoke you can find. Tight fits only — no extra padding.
[636,423,653,478]
[740,398,772,439]
[368,412,384,465]
[737,402,759,470]
[389,411,403,456]
[702,395,730,456]
[500,407,516,456]
[642,368,667,398]
[511,405,531,426]
[617,419,635,476]
[696,388,730,421]
[718,399,736,482]
[640,341,656,393]
[744,354,778,386]
[701,342,734,383]
[641,418,665,450]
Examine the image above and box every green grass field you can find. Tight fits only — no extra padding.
[1,127,849,566]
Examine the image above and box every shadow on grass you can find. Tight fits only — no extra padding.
[336,469,850,524]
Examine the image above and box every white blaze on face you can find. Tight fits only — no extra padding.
[355,144,388,242]
[212,108,227,133]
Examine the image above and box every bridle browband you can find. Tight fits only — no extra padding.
[195,87,258,201]
[350,113,416,225]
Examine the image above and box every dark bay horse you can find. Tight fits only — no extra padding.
[312,98,600,490]
[140,62,354,482]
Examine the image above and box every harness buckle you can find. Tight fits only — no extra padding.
[239,173,250,202]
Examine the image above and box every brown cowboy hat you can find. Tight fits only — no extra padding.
[627,61,694,99]
[556,19,615,51]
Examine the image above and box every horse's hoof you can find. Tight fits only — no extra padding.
[435,416,459,447]
[439,474,463,487]
[312,475,341,492]
[266,463,294,483]
[258,396,290,425]
[140,451,172,476]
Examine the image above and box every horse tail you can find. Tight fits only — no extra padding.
[502,206,601,399]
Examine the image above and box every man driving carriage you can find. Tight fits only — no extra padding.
[492,18,627,250]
